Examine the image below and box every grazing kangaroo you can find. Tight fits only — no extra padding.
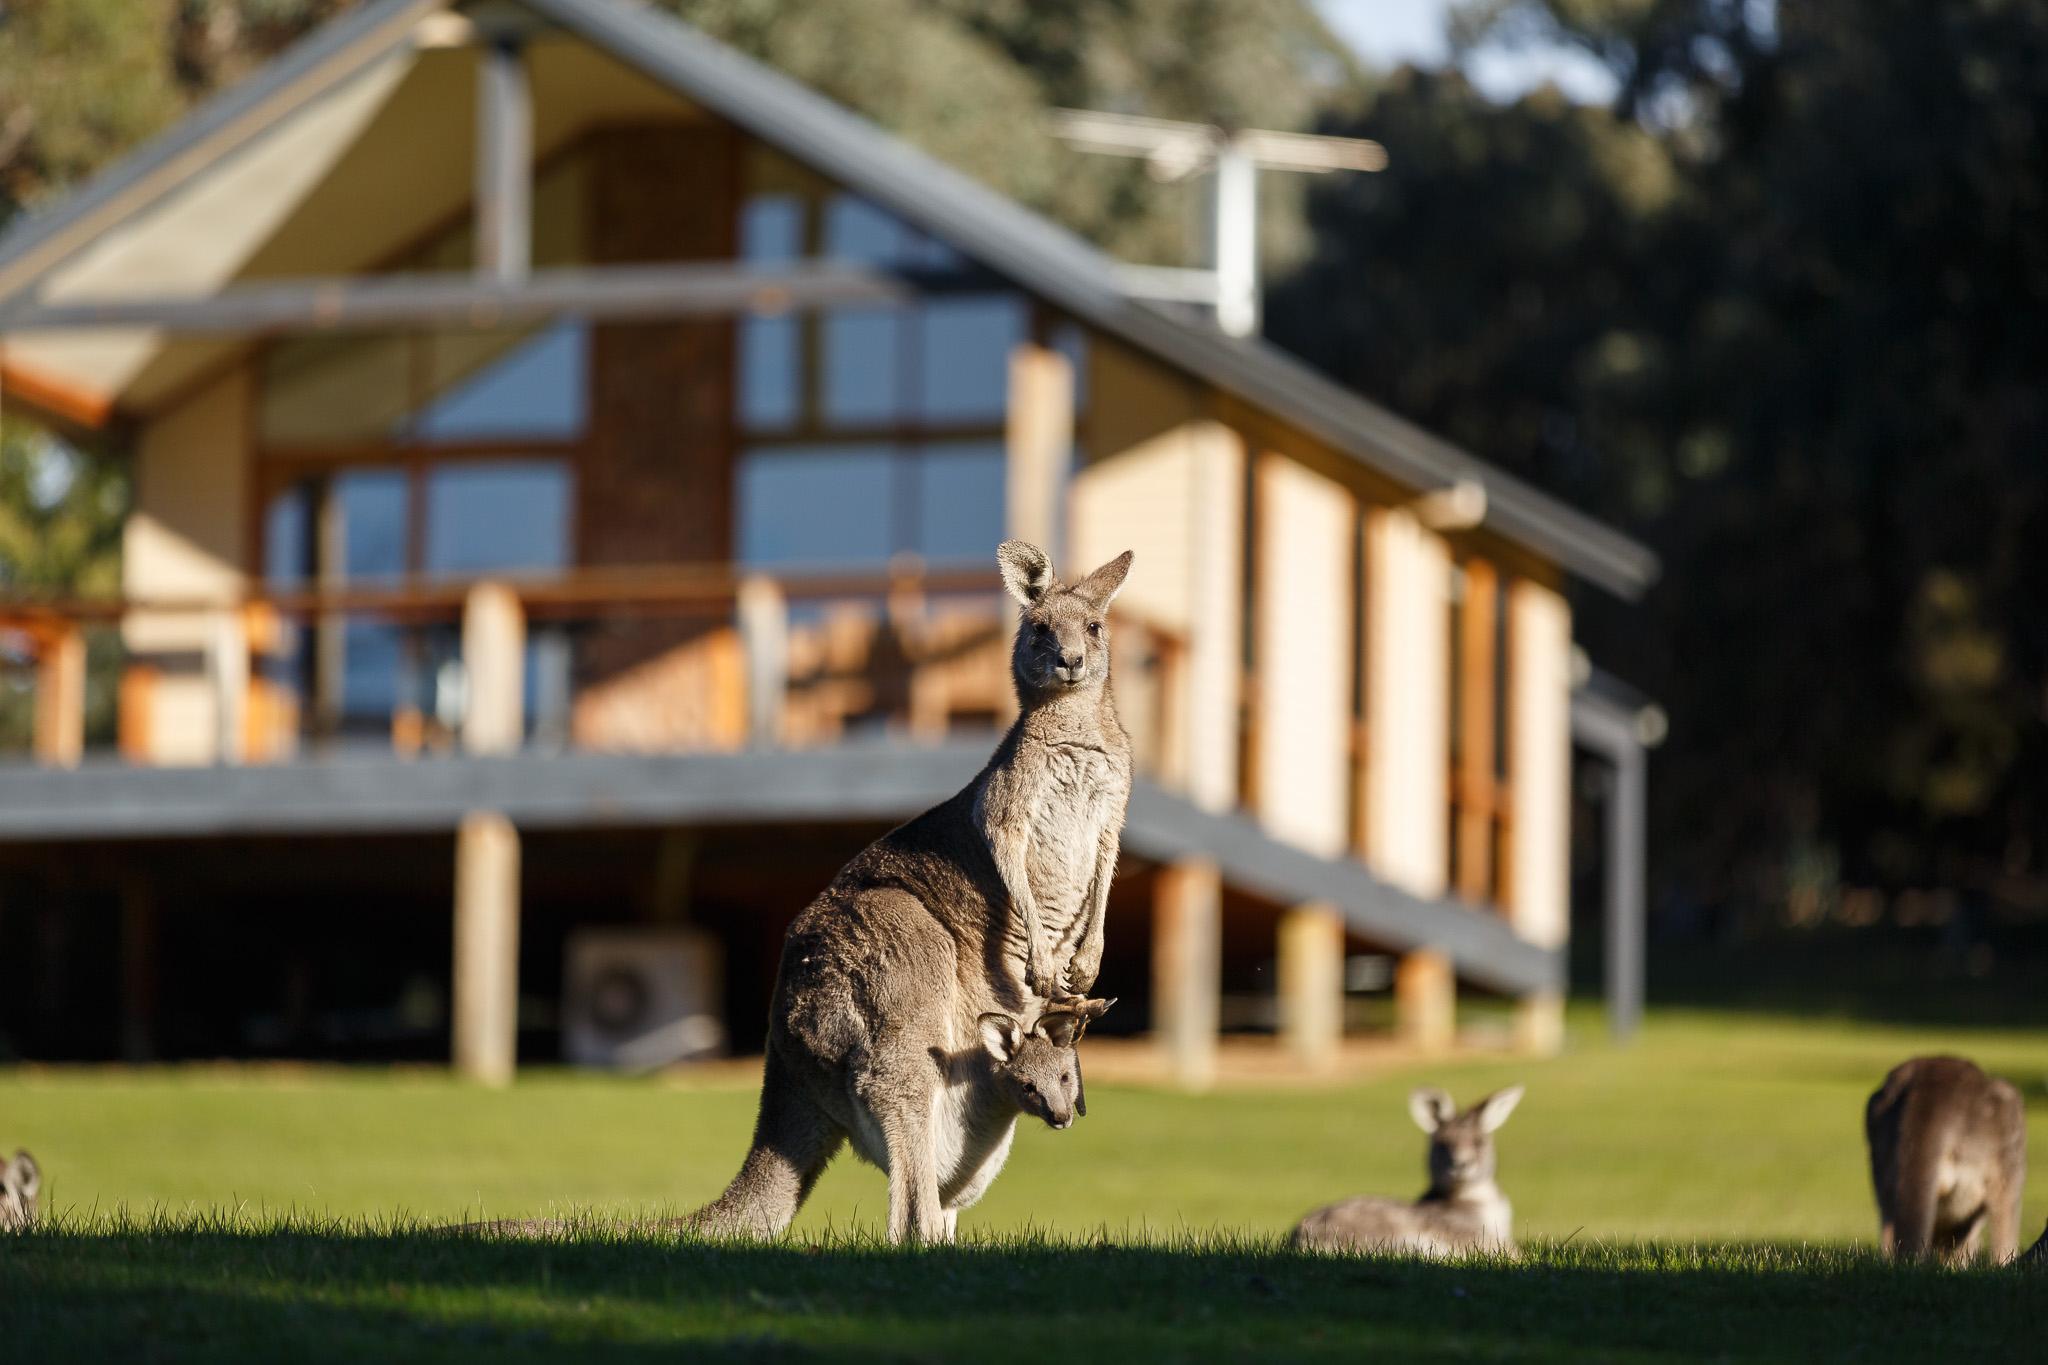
[2023,1219,2047,1268]
[1,1149,40,1231]
[697,540,1134,1243]
[1292,1086,1525,1258]
[1866,1055,2026,1264]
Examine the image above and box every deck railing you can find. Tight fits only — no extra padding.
[0,562,1190,785]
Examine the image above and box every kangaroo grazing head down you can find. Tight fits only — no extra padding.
[978,999,1114,1131]
[997,541,1133,699]
[1411,1086,1523,1197]
[1,1149,40,1231]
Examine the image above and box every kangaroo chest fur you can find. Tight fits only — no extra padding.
[975,735,1130,963]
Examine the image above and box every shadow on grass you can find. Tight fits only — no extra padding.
[3,1223,2043,1363]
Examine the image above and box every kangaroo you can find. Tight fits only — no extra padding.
[1291,1086,1524,1258]
[1,1149,40,1231]
[897,1001,1108,1239]
[696,540,1134,1243]
[2023,1219,2047,1268]
[1866,1055,2026,1264]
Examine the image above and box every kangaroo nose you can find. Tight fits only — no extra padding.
[1061,651,1082,670]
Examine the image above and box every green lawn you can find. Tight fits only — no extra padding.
[3,1010,2045,1361]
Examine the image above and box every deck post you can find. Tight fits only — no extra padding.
[1005,342,1073,561]
[206,606,249,765]
[736,574,788,747]
[462,581,525,755]
[32,624,85,768]
[1395,948,1456,1054]
[1152,858,1221,1089]
[453,811,521,1086]
[1277,901,1344,1070]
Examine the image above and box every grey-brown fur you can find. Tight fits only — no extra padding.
[1866,1055,2026,1264]
[696,541,1134,1243]
[1,1149,40,1231]
[1291,1086,1524,1258]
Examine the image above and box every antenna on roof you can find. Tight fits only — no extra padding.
[1048,109,1387,338]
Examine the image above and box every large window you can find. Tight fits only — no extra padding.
[734,167,1026,570]
[258,320,582,736]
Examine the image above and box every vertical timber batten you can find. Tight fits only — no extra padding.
[453,811,521,1085]
[1508,577,1572,1055]
[1253,455,1353,1070]
[1363,506,1456,1047]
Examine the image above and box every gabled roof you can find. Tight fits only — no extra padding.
[0,0,1657,597]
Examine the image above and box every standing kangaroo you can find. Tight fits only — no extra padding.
[697,541,1134,1243]
[1,1149,39,1231]
[1866,1055,2026,1264]
[1291,1086,1525,1258]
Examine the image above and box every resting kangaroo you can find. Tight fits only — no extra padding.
[1,1149,40,1231]
[1291,1086,1524,1258]
[1866,1055,2026,1264]
[697,540,1134,1243]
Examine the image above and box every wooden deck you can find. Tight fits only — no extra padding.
[0,738,1558,998]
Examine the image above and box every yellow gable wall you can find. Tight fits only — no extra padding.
[1068,338,1243,813]
[123,365,252,764]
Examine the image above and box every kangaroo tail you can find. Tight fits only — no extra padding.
[690,1046,841,1239]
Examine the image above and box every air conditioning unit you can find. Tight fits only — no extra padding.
[562,928,726,1070]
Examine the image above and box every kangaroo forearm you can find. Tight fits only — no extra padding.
[1064,836,1119,990]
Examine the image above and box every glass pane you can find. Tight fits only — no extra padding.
[918,295,1026,423]
[335,469,408,579]
[737,444,897,568]
[914,442,1005,564]
[424,461,571,578]
[263,482,315,587]
[332,468,408,722]
[824,196,907,265]
[739,315,801,430]
[822,310,901,424]
[742,195,805,262]
[414,323,587,442]
[260,335,412,446]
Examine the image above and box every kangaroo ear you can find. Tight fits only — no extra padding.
[978,1013,1022,1063]
[1075,1053,1088,1119]
[1035,1009,1084,1049]
[1409,1087,1456,1134]
[8,1150,38,1197]
[1476,1085,1525,1134]
[997,541,1055,606]
[1073,551,1133,609]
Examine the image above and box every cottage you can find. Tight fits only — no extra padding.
[0,0,1658,1084]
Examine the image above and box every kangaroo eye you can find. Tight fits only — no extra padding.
[1086,621,1102,637]
[1061,1072,1070,1083]
[1024,1082,1038,1095]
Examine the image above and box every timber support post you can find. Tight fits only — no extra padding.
[1152,858,1221,1089]
[453,810,521,1086]
[1395,948,1456,1054]
[1277,901,1344,1071]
